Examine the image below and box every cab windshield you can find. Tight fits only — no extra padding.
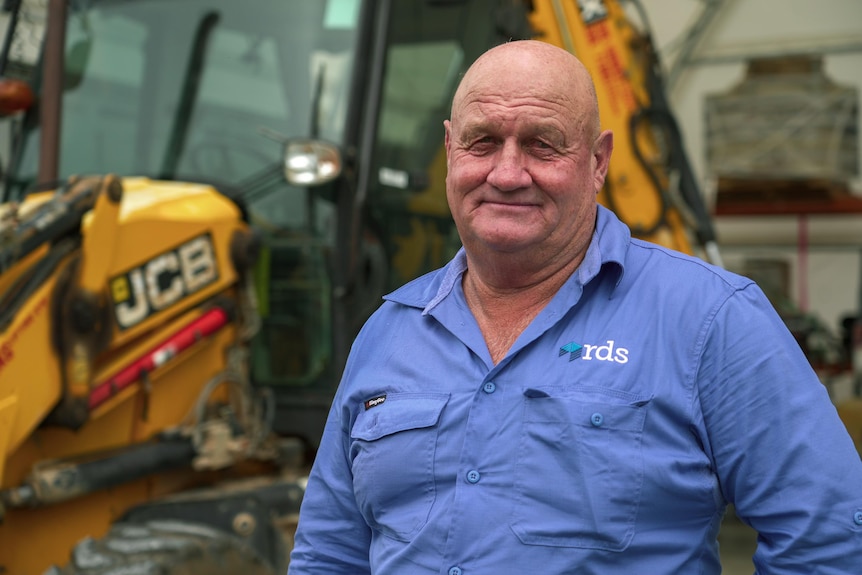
[3,0,361,223]
[1,0,363,387]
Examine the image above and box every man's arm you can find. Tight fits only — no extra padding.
[288,401,372,574]
[696,283,862,573]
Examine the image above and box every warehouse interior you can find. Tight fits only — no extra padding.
[644,0,862,394]
[0,0,859,573]
[640,1,862,570]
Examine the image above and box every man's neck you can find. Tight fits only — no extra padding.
[462,253,583,364]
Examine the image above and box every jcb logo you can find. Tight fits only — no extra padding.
[111,234,218,330]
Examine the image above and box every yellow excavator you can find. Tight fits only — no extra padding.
[0,1,719,573]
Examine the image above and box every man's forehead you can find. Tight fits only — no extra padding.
[454,99,575,134]
[458,115,566,136]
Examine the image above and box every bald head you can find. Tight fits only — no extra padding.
[450,40,601,141]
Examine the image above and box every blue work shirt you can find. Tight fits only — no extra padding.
[289,206,862,574]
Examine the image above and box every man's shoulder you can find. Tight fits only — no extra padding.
[625,238,755,292]
[595,206,752,292]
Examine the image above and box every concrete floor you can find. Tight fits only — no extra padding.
[718,509,758,575]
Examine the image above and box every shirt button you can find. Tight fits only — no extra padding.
[854,510,862,525]
[466,469,481,484]
[483,381,497,394]
[590,412,604,427]
[448,567,462,575]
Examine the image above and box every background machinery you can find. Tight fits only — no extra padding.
[0,0,716,573]
[530,0,720,265]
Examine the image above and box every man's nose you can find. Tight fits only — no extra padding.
[486,140,532,191]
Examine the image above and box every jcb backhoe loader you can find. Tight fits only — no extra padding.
[0,1,535,572]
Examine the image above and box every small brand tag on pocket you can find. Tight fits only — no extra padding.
[364,394,387,410]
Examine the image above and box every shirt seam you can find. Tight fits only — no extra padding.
[690,284,749,505]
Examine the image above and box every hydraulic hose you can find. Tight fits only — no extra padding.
[0,436,196,508]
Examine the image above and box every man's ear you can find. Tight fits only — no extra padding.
[593,129,614,193]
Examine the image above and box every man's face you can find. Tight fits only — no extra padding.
[444,54,609,264]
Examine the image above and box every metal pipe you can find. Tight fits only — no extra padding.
[38,0,66,185]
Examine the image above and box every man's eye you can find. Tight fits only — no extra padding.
[529,140,557,153]
[468,137,496,151]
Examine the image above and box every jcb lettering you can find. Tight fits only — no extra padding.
[113,234,218,330]
[180,236,218,292]
[146,251,184,311]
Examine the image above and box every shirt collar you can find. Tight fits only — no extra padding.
[385,204,629,313]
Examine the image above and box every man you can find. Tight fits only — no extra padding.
[288,40,862,574]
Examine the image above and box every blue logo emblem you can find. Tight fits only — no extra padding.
[559,342,583,361]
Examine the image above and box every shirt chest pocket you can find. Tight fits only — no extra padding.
[511,387,650,551]
[350,393,449,541]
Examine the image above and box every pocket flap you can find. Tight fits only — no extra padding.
[352,393,449,441]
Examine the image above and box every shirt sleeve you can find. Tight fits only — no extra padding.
[288,396,372,574]
[695,283,862,573]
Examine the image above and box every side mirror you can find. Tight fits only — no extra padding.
[0,78,35,116]
[284,139,342,186]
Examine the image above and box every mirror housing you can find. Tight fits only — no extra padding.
[284,140,342,186]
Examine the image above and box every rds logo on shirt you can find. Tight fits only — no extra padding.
[559,340,629,364]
